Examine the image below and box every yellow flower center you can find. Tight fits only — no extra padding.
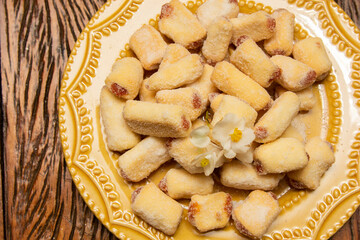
[201,158,210,167]
[230,128,243,142]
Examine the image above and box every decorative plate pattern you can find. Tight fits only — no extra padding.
[59,0,360,239]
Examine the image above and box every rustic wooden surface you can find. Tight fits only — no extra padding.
[0,0,359,239]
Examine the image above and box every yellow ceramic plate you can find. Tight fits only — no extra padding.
[59,0,360,239]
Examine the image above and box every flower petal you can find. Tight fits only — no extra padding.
[236,117,245,130]
[207,142,222,151]
[190,126,211,148]
[191,125,210,137]
[231,140,250,153]
[236,149,253,163]
[211,113,254,161]
[223,113,244,126]
[203,153,216,176]
[224,148,236,159]
[194,151,211,166]
[230,127,255,153]
[190,135,211,148]
[238,128,255,145]
[222,139,231,151]
[212,124,231,144]
[212,113,241,142]
[215,150,226,167]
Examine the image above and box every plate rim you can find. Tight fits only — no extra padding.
[58,0,360,239]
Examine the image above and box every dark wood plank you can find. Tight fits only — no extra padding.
[0,0,116,239]
[0,111,4,240]
[0,32,4,240]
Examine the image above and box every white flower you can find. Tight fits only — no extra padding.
[212,113,255,160]
[194,146,225,176]
[236,149,253,164]
[190,125,210,148]
[190,126,226,176]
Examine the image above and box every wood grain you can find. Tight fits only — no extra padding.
[335,0,360,27]
[0,0,116,239]
[0,0,359,240]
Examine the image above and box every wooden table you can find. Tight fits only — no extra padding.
[0,0,359,239]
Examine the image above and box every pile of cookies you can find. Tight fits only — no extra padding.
[100,0,335,238]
